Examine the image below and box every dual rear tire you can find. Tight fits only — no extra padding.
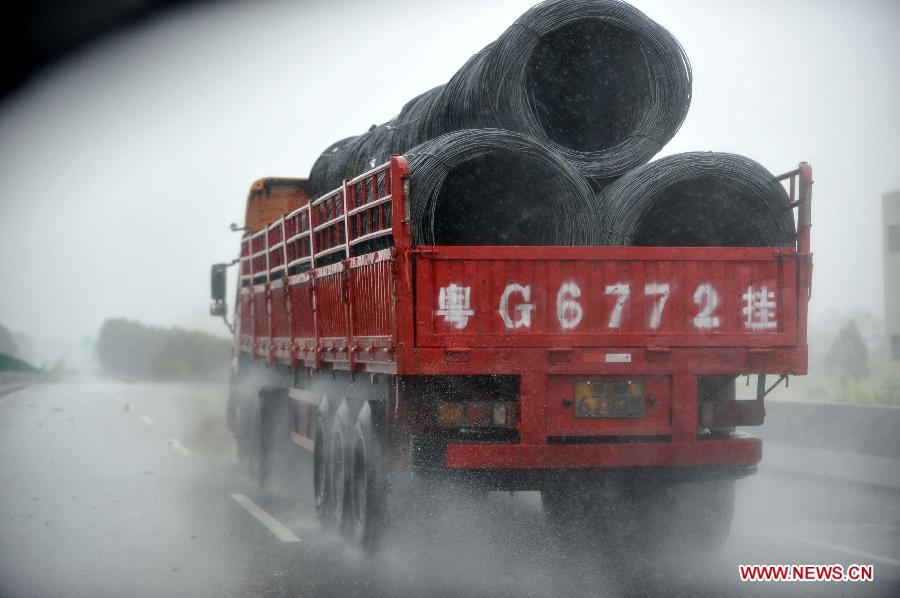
[314,398,386,551]
[313,397,335,527]
[541,475,736,553]
[236,386,287,489]
[350,402,386,550]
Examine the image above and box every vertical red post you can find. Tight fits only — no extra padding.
[671,374,697,442]
[342,178,354,369]
[797,163,813,362]
[390,155,414,373]
[306,189,320,368]
[798,163,813,255]
[342,178,351,260]
[264,224,273,364]
[518,372,546,445]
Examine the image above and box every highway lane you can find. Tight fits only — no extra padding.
[1,382,898,597]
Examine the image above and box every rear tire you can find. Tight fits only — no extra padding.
[235,388,254,467]
[330,400,354,535]
[625,475,736,553]
[666,479,736,552]
[541,485,578,529]
[350,402,387,552]
[250,405,266,486]
[251,387,288,489]
[541,473,647,546]
[313,400,335,528]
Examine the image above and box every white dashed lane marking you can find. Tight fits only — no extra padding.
[168,438,193,456]
[230,493,301,543]
[140,416,154,426]
[783,534,900,568]
[0,386,30,406]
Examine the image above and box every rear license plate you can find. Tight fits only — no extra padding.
[574,380,646,418]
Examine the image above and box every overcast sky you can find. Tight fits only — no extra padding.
[1,0,898,361]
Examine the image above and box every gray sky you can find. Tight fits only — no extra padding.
[1,0,899,358]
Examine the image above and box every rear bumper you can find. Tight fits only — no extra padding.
[446,436,761,470]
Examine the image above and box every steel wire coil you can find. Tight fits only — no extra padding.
[396,84,454,150]
[307,0,691,197]
[597,152,796,247]
[307,135,359,199]
[440,0,692,183]
[403,129,601,246]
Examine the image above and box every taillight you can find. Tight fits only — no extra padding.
[699,400,764,429]
[436,400,519,428]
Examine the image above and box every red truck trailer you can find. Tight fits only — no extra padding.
[210,157,813,551]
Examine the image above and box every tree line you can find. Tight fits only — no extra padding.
[0,322,19,357]
[96,318,231,381]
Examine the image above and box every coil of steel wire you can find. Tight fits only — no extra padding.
[333,126,387,185]
[440,0,692,183]
[307,0,692,197]
[403,129,601,247]
[597,152,796,247]
[307,135,359,199]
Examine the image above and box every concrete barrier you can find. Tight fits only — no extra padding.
[759,400,900,489]
[0,371,42,397]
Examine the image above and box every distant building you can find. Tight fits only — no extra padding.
[885,191,900,361]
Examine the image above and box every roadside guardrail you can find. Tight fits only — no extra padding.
[760,400,900,489]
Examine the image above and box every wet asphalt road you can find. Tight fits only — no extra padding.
[1,382,898,598]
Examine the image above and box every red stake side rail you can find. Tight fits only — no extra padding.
[404,163,812,374]
[235,158,812,470]
[238,156,412,374]
[436,164,812,470]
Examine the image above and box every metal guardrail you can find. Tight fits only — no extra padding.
[759,400,900,489]
[760,400,900,459]
[0,371,39,384]
[0,371,44,396]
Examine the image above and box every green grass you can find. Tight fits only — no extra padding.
[0,352,43,374]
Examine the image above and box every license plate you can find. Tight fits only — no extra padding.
[573,380,646,418]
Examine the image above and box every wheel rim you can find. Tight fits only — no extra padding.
[331,429,345,524]
[314,420,327,519]
[248,407,262,480]
[353,440,367,534]
[255,407,267,484]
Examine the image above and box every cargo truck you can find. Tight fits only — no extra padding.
[210,157,813,551]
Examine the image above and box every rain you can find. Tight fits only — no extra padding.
[1,1,899,596]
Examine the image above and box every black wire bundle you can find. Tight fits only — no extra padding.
[404,129,601,247]
[307,136,359,199]
[439,0,692,184]
[307,0,692,198]
[597,152,796,247]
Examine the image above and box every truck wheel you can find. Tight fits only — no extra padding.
[541,486,578,529]
[631,478,736,553]
[251,405,270,487]
[350,402,387,552]
[226,383,239,437]
[542,474,638,544]
[235,386,255,467]
[241,402,261,473]
[313,398,335,528]
[252,387,288,489]
[329,400,354,535]
[671,479,736,551]
[235,401,250,465]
